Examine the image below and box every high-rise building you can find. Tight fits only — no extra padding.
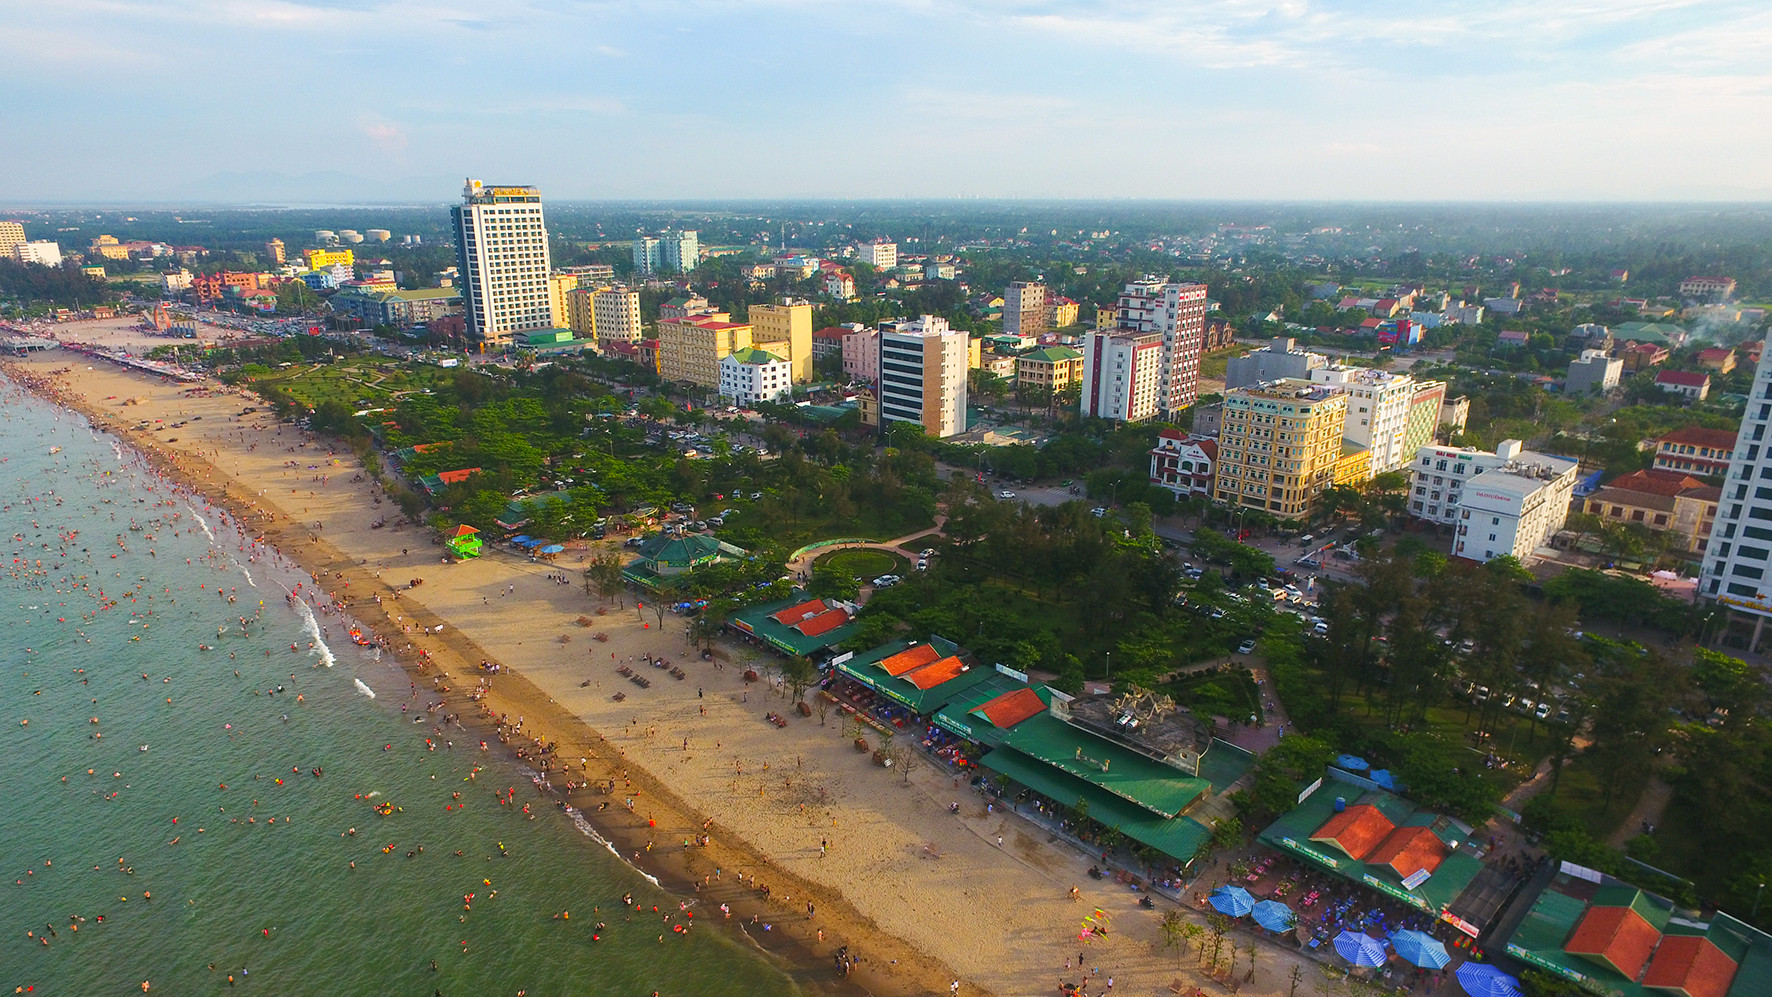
[657,315,753,388]
[1403,380,1448,460]
[264,238,285,265]
[877,316,968,439]
[451,179,553,349]
[1702,334,1772,632]
[16,242,62,267]
[857,239,897,269]
[568,286,644,345]
[1214,380,1350,520]
[1079,330,1164,422]
[749,297,814,383]
[547,272,578,330]
[1112,278,1209,417]
[0,221,26,258]
[1004,281,1047,339]
[1308,365,1420,474]
[661,230,699,272]
[633,237,661,274]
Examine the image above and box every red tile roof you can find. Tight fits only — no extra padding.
[1564,905,1661,979]
[1607,469,1710,496]
[813,327,849,340]
[1309,805,1396,860]
[1364,825,1449,881]
[1642,936,1739,997]
[1656,370,1710,387]
[1698,348,1735,360]
[793,608,851,637]
[902,655,968,690]
[437,467,481,485]
[1657,427,1737,450]
[769,599,827,626]
[972,688,1047,729]
[879,644,941,677]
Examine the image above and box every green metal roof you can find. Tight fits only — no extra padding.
[999,713,1211,819]
[981,747,1212,863]
[726,347,784,365]
[1255,781,1483,913]
[836,637,994,714]
[1197,740,1257,795]
[1021,346,1083,362]
[636,532,724,566]
[729,590,858,656]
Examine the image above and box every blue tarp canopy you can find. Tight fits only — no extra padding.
[1336,754,1370,771]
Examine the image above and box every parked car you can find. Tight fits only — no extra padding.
[998,490,1016,499]
[1236,639,1257,655]
[871,574,901,587]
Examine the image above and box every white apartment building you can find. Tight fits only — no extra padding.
[1080,329,1164,422]
[161,270,194,294]
[1112,278,1209,417]
[1702,333,1772,629]
[1410,441,1579,562]
[15,241,62,266]
[451,178,554,348]
[633,237,661,274]
[661,230,699,272]
[857,240,897,269]
[718,348,794,406]
[877,316,968,438]
[1004,281,1047,338]
[1309,365,1417,473]
[1454,459,1579,564]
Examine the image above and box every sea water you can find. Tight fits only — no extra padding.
[0,383,802,996]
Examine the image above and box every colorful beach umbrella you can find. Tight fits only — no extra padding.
[1208,885,1255,917]
[1456,962,1521,997]
[1252,900,1296,932]
[1333,930,1387,967]
[1390,929,1451,969]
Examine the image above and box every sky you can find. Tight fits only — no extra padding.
[4,0,1771,203]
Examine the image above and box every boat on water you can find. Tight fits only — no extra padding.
[47,446,62,454]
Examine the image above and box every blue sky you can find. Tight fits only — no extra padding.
[4,0,1770,201]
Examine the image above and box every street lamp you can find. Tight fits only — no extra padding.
[1754,883,1766,921]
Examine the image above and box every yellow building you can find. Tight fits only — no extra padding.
[1097,305,1117,330]
[90,235,129,261]
[748,297,813,383]
[967,336,983,369]
[1046,298,1080,329]
[1214,379,1349,520]
[1015,346,1085,393]
[0,221,25,257]
[303,248,354,270]
[547,272,578,330]
[657,316,753,388]
[1333,441,1371,487]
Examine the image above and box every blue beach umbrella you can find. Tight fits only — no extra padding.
[1336,754,1370,771]
[1209,885,1256,917]
[1369,769,1397,789]
[539,545,565,554]
[1390,929,1451,969]
[1333,930,1388,967]
[1456,962,1522,997]
[510,535,532,544]
[1252,900,1297,932]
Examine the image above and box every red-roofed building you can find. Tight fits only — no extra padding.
[1582,469,1720,553]
[1642,935,1740,997]
[811,326,848,361]
[770,599,828,627]
[902,655,968,690]
[1309,804,1396,861]
[1564,905,1663,979]
[972,688,1047,730]
[793,608,851,638]
[879,643,942,677]
[1363,825,1449,882]
[1653,428,1737,476]
[1624,342,1671,371]
[1696,348,1737,374]
[1150,430,1218,498]
[1655,369,1711,402]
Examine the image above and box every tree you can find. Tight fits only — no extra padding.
[780,655,816,704]
[585,552,625,605]
[1160,909,1190,968]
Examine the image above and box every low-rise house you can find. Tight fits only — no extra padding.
[1581,469,1720,553]
[1655,369,1711,402]
[1148,430,1216,498]
[1653,427,1736,476]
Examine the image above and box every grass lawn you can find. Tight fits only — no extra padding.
[1164,666,1263,724]
[256,358,447,409]
[816,548,904,580]
[1199,344,1250,381]
[1539,753,1651,841]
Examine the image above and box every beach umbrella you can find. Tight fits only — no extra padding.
[510,535,532,544]
[1209,885,1256,917]
[1333,930,1387,967]
[1252,900,1296,932]
[1456,963,1521,997]
[1336,754,1369,771]
[539,544,565,554]
[1369,769,1397,790]
[1390,929,1451,969]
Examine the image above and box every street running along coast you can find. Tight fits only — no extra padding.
[1,354,952,997]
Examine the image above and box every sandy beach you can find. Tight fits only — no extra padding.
[4,347,1336,997]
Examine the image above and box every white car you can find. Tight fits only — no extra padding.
[871,574,901,587]
[1236,639,1257,654]
[915,559,929,571]
[998,490,1016,499]
[1313,621,1330,634]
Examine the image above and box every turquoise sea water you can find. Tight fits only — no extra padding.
[0,383,802,996]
